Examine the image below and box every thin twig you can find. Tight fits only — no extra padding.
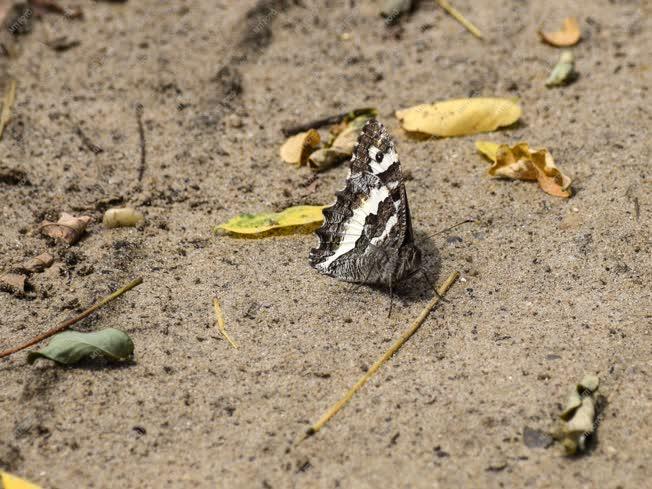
[0,79,17,140]
[0,277,143,359]
[213,297,238,349]
[75,126,104,154]
[281,107,377,137]
[437,0,484,40]
[301,271,460,441]
[136,103,146,182]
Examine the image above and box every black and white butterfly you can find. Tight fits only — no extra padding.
[309,119,422,291]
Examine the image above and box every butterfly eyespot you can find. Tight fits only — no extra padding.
[375,151,384,163]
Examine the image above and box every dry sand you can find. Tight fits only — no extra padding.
[0,1,650,487]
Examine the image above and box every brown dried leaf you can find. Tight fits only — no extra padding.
[279,129,320,166]
[539,17,581,47]
[0,272,27,295]
[40,212,92,244]
[19,252,54,273]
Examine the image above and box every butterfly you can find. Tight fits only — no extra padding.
[309,119,422,291]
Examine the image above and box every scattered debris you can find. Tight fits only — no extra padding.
[44,35,80,51]
[0,79,16,141]
[475,141,572,197]
[0,277,142,360]
[552,374,600,455]
[0,273,28,296]
[39,212,92,244]
[281,107,377,137]
[74,125,103,153]
[280,129,320,166]
[546,51,577,87]
[17,252,54,273]
[396,98,521,137]
[27,328,134,365]
[103,207,144,228]
[302,272,460,440]
[30,0,83,19]
[213,297,238,349]
[0,471,42,489]
[307,147,351,172]
[215,205,325,237]
[0,166,29,185]
[539,17,581,47]
[437,0,484,40]
[523,426,554,448]
[136,103,146,182]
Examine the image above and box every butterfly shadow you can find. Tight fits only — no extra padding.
[393,230,442,303]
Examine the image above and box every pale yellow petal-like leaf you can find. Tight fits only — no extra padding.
[396,98,521,137]
[279,129,320,166]
[539,17,581,47]
[474,140,500,162]
[215,205,325,236]
[1,472,43,489]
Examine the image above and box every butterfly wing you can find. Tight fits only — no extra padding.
[309,119,419,284]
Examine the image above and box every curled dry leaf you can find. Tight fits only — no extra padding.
[19,252,54,273]
[539,17,581,47]
[546,51,577,87]
[475,141,572,198]
[553,374,600,455]
[40,212,92,244]
[27,328,135,365]
[215,205,325,236]
[308,147,351,172]
[396,98,521,137]
[103,207,144,228]
[280,129,320,166]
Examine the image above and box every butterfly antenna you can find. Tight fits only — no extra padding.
[420,219,475,243]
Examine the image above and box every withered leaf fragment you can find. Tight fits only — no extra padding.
[0,273,27,296]
[546,51,576,87]
[552,374,600,455]
[539,17,581,47]
[103,207,144,228]
[280,129,320,166]
[40,212,92,244]
[476,141,572,198]
[19,253,54,273]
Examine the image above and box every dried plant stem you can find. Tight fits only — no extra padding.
[213,297,238,349]
[437,0,484,40]
[281,107,376,137]
[0,277,143,359]
[0,79,17,140]
[303,271,460,440]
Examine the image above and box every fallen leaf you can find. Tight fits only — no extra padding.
[215,205,325,236]
[103,207,144,228]
[18,252,54,273]
[546,51,577,87]
[0,273,27,295]
[27,328,134,365]
[39,212,92,244]
[553,374,600,455]
[307,147,351,172]
[280,129,320,166]
[539,17,581,47]
[396,98,521,137]
[0,79,16,141]
[475,141,572,197]
[0,471,43,489]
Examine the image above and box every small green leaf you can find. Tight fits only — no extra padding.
[27,328,134,365]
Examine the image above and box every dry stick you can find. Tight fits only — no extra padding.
[0,277,143,359]
[281,107,377,137]
[0,79,17,140]
[212,297,238,349]
[136,103,146,182]
[437,0,484,40]
[302,271,460,440]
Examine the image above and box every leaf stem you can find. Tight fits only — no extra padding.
[302,271,460,440]
[0,277,143,359]
[213,297,238,349]
[437,0,484,40]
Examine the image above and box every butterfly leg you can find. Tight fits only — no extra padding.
[419,268,448,303]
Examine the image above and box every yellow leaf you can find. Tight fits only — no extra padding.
[215,205,326,236]
[279,129,320,166]
[539,17,581,47]
[477,141,573,198]
[395,98,521,137]
[1,472,43,489]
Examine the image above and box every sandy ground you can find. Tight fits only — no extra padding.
[0,0,650,488]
